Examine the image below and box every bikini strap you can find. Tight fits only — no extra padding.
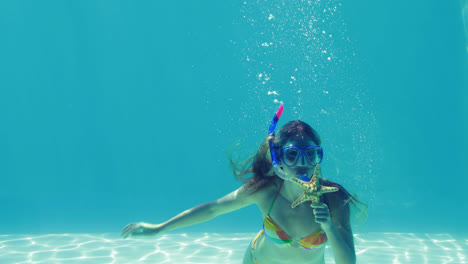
[267,181,284,215]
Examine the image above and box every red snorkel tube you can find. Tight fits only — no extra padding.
[268,104,289,180]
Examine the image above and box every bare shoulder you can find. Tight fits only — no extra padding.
[235,178,278,203]
[212,178,277,216]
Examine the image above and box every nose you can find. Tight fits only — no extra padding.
[298,153,306,166]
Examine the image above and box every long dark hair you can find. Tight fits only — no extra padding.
[228,120,367,219]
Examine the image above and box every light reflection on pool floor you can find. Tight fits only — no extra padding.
[0,233,466,264]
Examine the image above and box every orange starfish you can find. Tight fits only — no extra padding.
[290,165,339,208]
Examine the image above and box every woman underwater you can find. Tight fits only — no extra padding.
[121,105,365,264]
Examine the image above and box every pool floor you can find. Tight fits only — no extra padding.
[0,232,466,263]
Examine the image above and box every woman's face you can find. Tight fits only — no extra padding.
[280,136,319,179]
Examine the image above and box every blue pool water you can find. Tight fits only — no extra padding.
[1,0,467,263]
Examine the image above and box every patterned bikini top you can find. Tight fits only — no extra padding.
[262,182,327,250]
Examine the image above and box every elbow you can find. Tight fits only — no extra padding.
[347,252,356,264]
[204,201,220,219]
[338,256,355,264]
[336,250,356,264]
[187,201,218,221]
[345,249,356,264]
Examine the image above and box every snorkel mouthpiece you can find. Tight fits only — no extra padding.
[268,104,290,180]
[300,175,310,181]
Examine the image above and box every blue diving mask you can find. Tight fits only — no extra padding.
[281,145,323,167]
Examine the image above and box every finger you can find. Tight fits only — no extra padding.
[313,209,329,214]
[312,206,328,212]
[121,228,129,239]
[121,228,130,237]
[314,214,329,220]
[314,213,330,219]
[310,202,326,208]
[313,210,329,217]
[121,228,132,239]
[314,218,328,223]
[123,230,138,239]
[313,206,329,216]
[312,207,329,217]
[121,224,137,238]
[122,223,135,233]
[122,223,135,231]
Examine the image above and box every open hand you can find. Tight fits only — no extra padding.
[120,222,160,239]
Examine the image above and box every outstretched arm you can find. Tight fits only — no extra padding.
[121,184,258,239]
